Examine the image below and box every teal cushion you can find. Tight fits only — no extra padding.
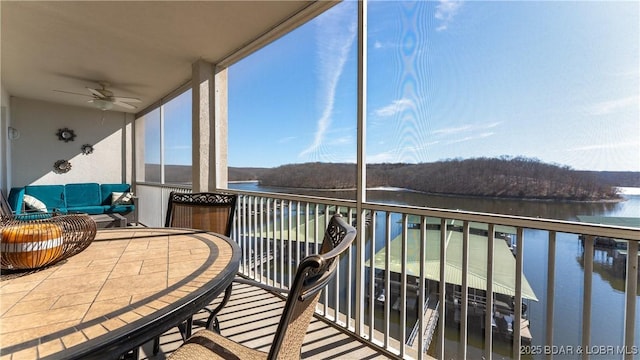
[101,184,131,205]
[8,187,25,213]
[105,204,135,213]
[65,183,101,207]
[67,206,105,215]
[25,185,65,211]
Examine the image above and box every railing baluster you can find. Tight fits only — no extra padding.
[272,199,278,286]
[265,198,271,286]
[333,205,340,324]
[418,215,427,359]
[400,214,408,358]
[244,195,249,274]
[437,218,447,360]
[513,227,524,360]
[546,231,556,360]
[368,210,377,342]
[345,208,360,331]
[484,223,494,360]
[624,239,638,360]
[252,197,257,280]
[460,221,470,359]
[384,212,392,350]
[295,201,301,272]
[259,197,265,283]
[287,201,293,288]
[347,207,354,330]
[582,235,594,360]
[279,199,285,289]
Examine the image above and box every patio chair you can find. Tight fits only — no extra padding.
[153,191,238,354]
[164,191,237,235]
[167,214,357,360]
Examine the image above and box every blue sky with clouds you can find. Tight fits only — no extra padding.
[226,0,639,171]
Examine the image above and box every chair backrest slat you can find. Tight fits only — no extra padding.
[165,192,237,236]
[268,214,357,360]
[0,190,13,217]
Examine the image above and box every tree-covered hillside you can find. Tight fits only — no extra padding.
[259,157,624,201]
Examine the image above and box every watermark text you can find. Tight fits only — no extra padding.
[520,345,639,356]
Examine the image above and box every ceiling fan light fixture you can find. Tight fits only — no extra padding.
[93,99,113,111]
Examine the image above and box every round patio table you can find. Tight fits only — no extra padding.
[0,227,240,360]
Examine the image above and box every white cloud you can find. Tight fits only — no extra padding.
[372,98,414,117]
[330,135,353,146]
[432,122,500,135]
[435,0,463,32]
[447,132,494,144]
[432,124,474,135]
[589,96,639,116]
[300,3,357,159]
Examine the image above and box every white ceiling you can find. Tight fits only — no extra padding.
[1,1,330,114]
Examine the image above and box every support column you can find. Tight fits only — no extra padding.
[192,59,228,192]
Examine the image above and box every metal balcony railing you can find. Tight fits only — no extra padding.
[135,183,639,360]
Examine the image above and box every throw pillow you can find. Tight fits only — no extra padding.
[111,192,133,205]
[23,194,48,212]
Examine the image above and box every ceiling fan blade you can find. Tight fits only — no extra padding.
[87,87,106,98]
[113,96,141,103]
[53,89,93,98]
[113,101,137,109]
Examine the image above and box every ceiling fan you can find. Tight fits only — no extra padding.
[53,81,141,111]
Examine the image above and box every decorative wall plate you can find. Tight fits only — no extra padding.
[53,160,72,174]
[81,144,94,155]
[56,128,76,142]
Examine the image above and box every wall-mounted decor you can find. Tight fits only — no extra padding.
[7,127,20,140]
[53,160,72,174]
[56,128,76,142]
[81,144,94,155]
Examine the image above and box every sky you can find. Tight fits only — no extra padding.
[225,1,637,171]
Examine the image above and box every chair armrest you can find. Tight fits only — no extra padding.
[233,276,290,295]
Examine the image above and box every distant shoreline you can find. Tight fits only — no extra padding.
[229,181,637,203]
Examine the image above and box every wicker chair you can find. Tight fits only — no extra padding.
[167,214,357,360]
[153,191,238,354]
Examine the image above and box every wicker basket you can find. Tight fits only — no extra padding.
[0,213,97,270]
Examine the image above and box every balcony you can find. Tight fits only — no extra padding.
[135,183,639,360]
[2,2,638,359]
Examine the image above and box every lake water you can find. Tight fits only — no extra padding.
[230,182,640,359]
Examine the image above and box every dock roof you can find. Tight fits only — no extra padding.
[368,220,538,301]
[263,211,538,300]
[576,216,640,229]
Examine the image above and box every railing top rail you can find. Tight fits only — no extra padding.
[364,201,640,241]
[224,188,357,208]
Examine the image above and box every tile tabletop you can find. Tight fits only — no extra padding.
[0,227,239,360]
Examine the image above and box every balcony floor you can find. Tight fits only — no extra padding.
[139,281,393,359]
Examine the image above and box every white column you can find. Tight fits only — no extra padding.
[192,59,228,192]
[214,66,229,189]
